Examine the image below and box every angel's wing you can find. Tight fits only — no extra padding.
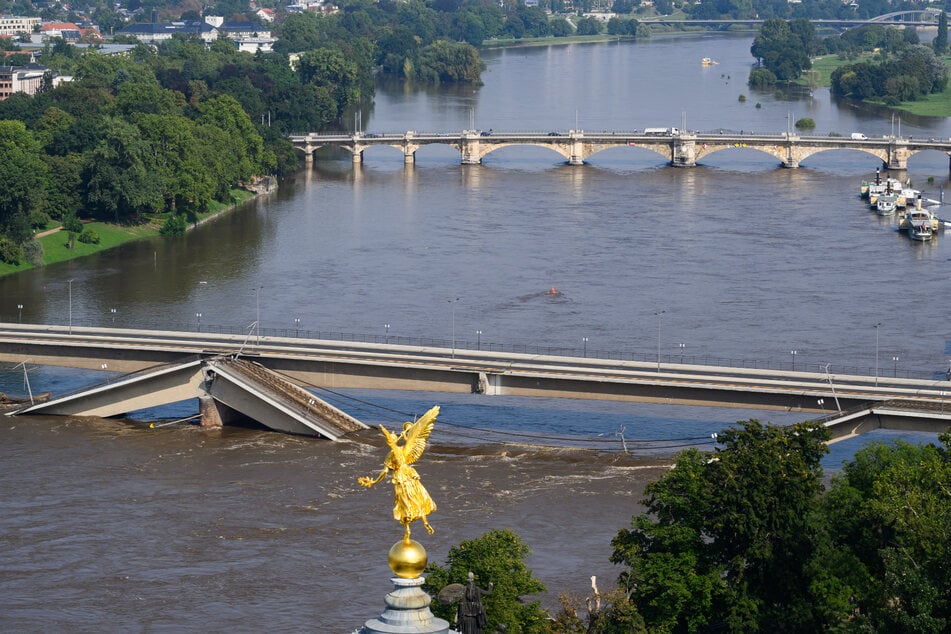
[402,405,440,465]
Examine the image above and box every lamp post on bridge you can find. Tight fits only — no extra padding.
[874,322,882,386]
[196,312,202,332]
[655,310,665,371]
[295,317,301,338]
[17,304,22,323]
[67,279,74,335]
[448,298,459,358]
[679,342,686,364]
[582,336,588,358]
[893,356,899,377]
[790,349,798,371]
[384,323,390,344]
[111,308,116,326]
[477,330,482,351]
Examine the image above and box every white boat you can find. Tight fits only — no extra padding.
[876,194,897,215]
[867,182,887,205]
[701,57,718,66]
[900,208,937,241]
[896,188,919,209]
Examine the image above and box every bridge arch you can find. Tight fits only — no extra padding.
[694,143,892,167]
[464,141,574,164]
[867,9,940,23]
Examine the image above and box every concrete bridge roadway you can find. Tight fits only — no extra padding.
[289,130,951,170]
[2,323,950,423]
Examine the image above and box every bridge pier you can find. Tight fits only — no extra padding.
[461,136,482,164]
[199,393,223,428]
[671,136,697,167]
[352,150,363,164]
[885,143,909,171]
[404,150,415,164]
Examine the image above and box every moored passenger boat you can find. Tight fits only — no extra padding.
[900,207,938,241]
[876,194,897,215]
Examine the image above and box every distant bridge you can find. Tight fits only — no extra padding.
[2,324,949,441]
[290,130,951,170]
[640,10,941,28]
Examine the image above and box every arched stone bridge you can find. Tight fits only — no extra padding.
[289,130,951,170]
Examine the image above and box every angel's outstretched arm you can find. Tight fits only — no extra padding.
[358,466,389,487]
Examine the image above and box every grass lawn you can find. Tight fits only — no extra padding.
[804,53,951,117]
[0,189,258,278]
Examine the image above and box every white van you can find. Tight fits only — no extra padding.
[851,132,868,140]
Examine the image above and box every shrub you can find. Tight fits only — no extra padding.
[795,117,816,130]
[161,214,188,236]
[78,229,100,244]
[0,237,24,264]
[23,240,44,266]
[748,67,777,89]
[29,211,51,229]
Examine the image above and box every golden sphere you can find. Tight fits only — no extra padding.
[388,539,427,578]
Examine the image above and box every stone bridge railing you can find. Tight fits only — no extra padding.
[289,130,951,170]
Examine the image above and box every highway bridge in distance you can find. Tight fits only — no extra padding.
[1,324,949,442]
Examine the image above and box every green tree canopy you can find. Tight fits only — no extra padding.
[610,420,835,632]
[423,529,549,633]
[0,120,49,247]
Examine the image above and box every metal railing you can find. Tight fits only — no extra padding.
[10,317,939,382]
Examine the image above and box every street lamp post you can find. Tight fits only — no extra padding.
[110,308,117,326]
[384,323,390,344]
[255,286,262,346]
[476,330,482,350]
[196,312,202,332]
[68,279,74,334]
[448,298,459,358]
[17,304,23,323]
[295,317,301,337]
[893,356,899,377]
[679,342,686,364]
[655,310,665,371]
[874,323,882,386]
[790,349,798,371]
[582,336,588,358]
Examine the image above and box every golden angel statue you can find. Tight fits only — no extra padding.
[358,405,439,541]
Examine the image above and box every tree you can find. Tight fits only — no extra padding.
[931,11,948,55]
[82,117,164,223]
[823,434,951,631]
[610,421,837,632]
[423,529,549,634]
[750,18,812,81]
[0,120,49,248]
[575,16,603,36]
[414,40,484,84]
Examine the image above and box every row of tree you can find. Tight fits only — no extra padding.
[424,423,951,632]
[748,18,948,107]
[831,43,948,105]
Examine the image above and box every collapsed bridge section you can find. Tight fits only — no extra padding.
[8,355,366,440]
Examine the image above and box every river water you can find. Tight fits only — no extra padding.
[2,33,950,631]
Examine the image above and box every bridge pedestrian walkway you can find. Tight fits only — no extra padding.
[9,354,367,440]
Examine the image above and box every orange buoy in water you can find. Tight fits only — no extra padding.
[550,287,557,295]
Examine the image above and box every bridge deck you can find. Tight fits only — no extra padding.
[1,325,950,440]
